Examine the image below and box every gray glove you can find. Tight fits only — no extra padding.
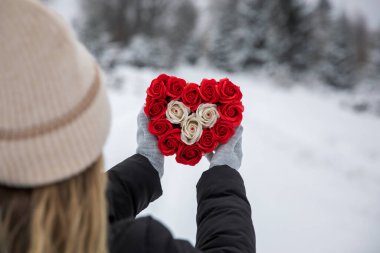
[136,109,164,178]
[206,126,243,170]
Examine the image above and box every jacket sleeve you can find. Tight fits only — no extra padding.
[106,154,162,224]
[196,165,256,253]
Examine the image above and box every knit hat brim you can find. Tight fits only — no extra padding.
[0,63,111,187]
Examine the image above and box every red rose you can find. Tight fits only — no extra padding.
[148,119,173,136]
[199,79,218,103]
[147,74,169,99]
[181,83,201,111]
[144,98,167,120]
[157,73,170,83]
[158,129,182,156]
[212,120,235,144]
[218,102,244,127]
[167,76,186,99]
[217,78,243,103]
[176,144,203,166]
[196,129,218,153]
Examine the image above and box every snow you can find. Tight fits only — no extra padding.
[104,65,380,253]
[305,0,380,30]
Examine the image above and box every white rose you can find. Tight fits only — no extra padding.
[181,114,203,145]
[196,103,220,128]
[166,100,190,125]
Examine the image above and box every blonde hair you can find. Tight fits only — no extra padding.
[0,156,108,253]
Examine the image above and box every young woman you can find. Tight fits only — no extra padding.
[0,0,256,252]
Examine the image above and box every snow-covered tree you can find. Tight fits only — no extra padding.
[123,35,173,68]
[320,14,358,89]
[265,0,289,65]
[78,0,197,68]
[367,29,380,79]
[181,37,203,65]
[125,0,172,37]
[78,0,172,49]
[310,0,332,72]
[266,0,313,71]
[374,31,380,76]
[236,0,270,67]
[77,0,115,55]
[352,15,370,79]
[208,0,241,72]
[166,0,198,64]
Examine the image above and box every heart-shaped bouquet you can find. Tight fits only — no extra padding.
[144,74,244,166]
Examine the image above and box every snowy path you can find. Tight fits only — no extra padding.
[103,66,380,253]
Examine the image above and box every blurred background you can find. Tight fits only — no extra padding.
[46,0,380,252]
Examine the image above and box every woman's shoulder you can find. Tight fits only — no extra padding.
[109,216,198,253]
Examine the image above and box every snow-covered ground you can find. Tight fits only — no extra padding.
[103,65,380,253]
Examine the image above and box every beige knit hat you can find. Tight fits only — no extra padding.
[0,0,111,187]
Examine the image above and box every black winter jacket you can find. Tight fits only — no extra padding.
[107,154,255,253]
